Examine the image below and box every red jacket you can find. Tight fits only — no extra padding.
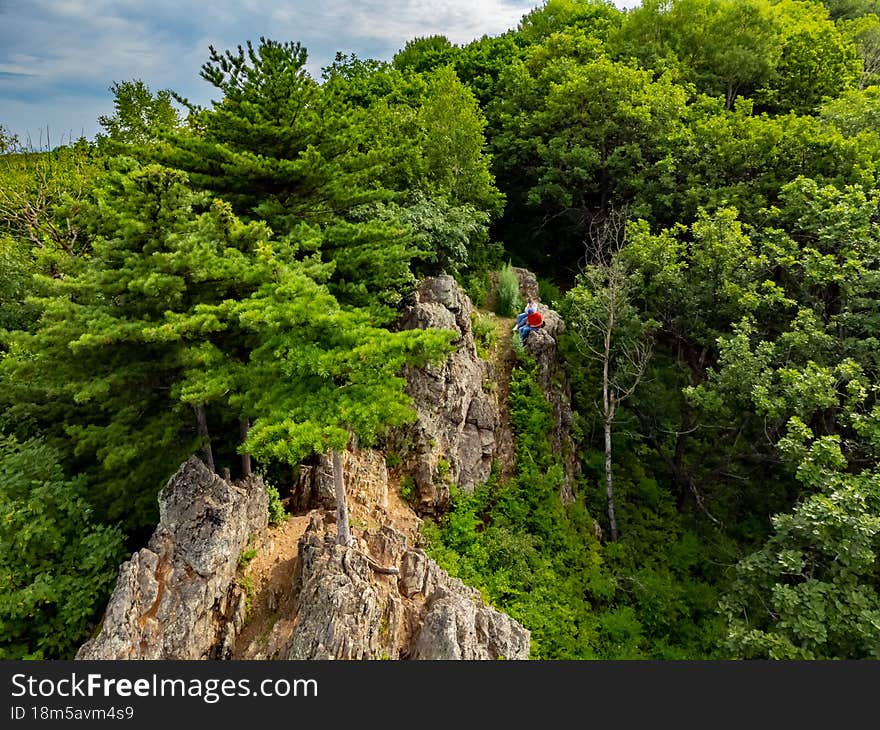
[526,311,543,327]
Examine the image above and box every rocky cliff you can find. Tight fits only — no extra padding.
[77,458,268,660]
[523,304,580,502]
[387,275,499,514]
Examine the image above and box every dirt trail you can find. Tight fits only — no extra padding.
[490,313,517,483]
[232,513,310,659]
[233,476,424,658]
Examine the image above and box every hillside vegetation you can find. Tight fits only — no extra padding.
[3,0,880,659]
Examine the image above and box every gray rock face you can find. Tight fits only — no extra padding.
[395,275,498,513]
[76,458,267,660]
[273,516,530,660]
[511,266,539,300]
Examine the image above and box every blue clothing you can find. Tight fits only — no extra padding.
[517,301,541,341]
[518,324,539,342]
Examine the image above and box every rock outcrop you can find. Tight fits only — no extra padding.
[523,302,580,502]
[394,275,498,514]
[255,515,530,660]
[76,458,268,660]
[78,270,572,662]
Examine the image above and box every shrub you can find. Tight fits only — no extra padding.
[536,276,564,310]
[238,548,258,568]
[266,483,288,526]
[495,263,521,317]
[400,475,416,504]
[471,310,498,359]
[462,270,492,308]
[0,436,125,659]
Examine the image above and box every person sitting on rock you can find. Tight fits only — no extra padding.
[518,310,544,342]
[513,296,538,332]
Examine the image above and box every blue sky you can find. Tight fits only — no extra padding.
[0,0,639,146]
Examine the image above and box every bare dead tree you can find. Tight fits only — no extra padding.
[569,209,653,541]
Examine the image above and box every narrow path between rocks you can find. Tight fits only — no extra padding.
[232,513,310,659]
[489,312,517,483]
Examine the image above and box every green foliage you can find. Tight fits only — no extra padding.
[158,39,504,310]
[393,35,460,74]
[471,310,498,359]
[0,124,20,154]
[396,194,490,277]
[425,356,725,658]
[97,80,182,148]
[436,457,451,481]
[489,53,689,267]
[0,436,125,659]
[238,574,256,617]
[495,263,521,317]
[0,139,101,255]
[2,162,268,528]
[7,11,880,661]
[400,475,416,504]
[612,0,860,114]
[722,446,880,659]
[461,269,495,308]
[0,235,40,334]
[238,548,258,568]
[536,277,564,310]
[266,483,287,526]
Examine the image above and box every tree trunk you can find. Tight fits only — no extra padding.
[239,419,252,478]
[333,450,351,546]
[604,411,619,542]
[603,302,619,542]
[193,404,215,473]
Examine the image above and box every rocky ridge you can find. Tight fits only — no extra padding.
[78,272,578,661]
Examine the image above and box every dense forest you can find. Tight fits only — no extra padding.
[3,0,880,660]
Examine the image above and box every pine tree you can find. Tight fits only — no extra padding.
[1,162,271,527]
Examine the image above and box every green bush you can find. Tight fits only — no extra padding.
[0,436,125,659]
[266,483,288,526]
[461,270,492,308]
[400,475,416,504]
[495,263,521,317]
[437,457,452,481]
[536,276,564,310]
[423,356,726,659]
[471,310,498,359]
[238,548,258,567]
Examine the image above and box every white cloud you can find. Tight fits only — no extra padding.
[269,0,535,45]
[0,0,643,142]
